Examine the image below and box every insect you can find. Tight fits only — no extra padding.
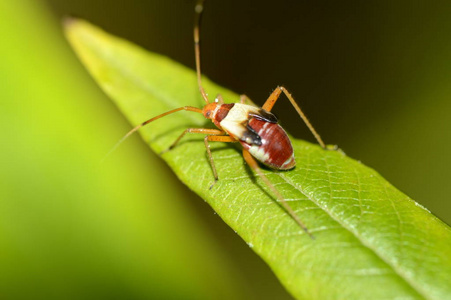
[114,0,326,238]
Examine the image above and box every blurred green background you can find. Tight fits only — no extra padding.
[1,0,450,299]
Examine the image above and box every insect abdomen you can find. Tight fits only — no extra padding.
[240,118,295,170]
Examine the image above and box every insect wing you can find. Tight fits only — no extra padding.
[248,109,278,123]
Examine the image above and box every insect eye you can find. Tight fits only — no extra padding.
[206,111,211,118]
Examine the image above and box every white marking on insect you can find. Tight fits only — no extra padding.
[221,104,259,124]
[249,144,270,162]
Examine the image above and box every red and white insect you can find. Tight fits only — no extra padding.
[117,0,326,238]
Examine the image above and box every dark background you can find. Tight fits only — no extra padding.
[46,0,451,223]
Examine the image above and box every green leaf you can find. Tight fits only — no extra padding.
[65,19,451,300]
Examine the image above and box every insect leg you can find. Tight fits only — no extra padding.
[162,129,236,188]
[162,128,225,153]
[262,86,326,149]
[242,149,314,239]
[204,135,237,188]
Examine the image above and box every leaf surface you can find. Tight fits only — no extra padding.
[65,19,451,300]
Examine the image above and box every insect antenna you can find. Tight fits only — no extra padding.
[194,0,209,104]
[101,106,203,163]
